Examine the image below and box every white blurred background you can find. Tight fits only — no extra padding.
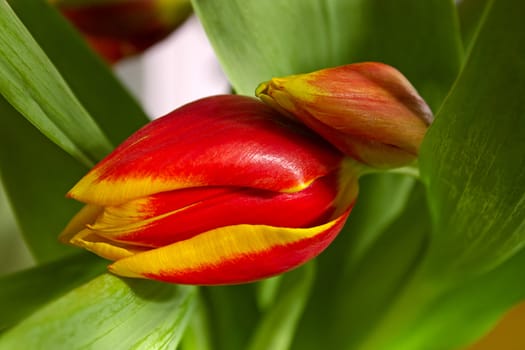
[116,15,229,119]
[0,15,229,274]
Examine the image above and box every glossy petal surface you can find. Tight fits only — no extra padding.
[69,95,343,206]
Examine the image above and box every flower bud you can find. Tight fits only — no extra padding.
[60,95,361,285]
[53,0,192,63]
[256,62,433,169]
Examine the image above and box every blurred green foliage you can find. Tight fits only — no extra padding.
[0,183,32,275]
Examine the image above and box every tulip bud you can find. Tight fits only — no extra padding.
[256,62,433,169]
[60,95,361,285]
[52,0,192,63]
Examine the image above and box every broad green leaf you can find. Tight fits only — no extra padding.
[0,253,105,331]
[0,0,112,167]
[0,274,196,349]
[420,0,525,279]
[457,0,490,52]
[248,264,314,350]
[8,0,149,145]
[192,0,462,109]
[355,0,525,348]
[0,96,87,261]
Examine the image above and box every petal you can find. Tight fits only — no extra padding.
[57,0,192,62]
[108,209,352,285]
[69,95,342,205]
[87,173,343,247]
[58,204,104,244]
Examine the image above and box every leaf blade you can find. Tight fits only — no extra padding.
[420,0,525,278]
[0,275,197,349]
[0,95,88,261]
[0,253,105,331]
[0,0,150,261]
[0,1,112,166]
[8,0,149,145]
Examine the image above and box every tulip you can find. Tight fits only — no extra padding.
[60,95,362,285]
[52,0,192,63]
[256,62,434,169]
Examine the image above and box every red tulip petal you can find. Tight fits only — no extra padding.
[87,173,342,247]
[57,0,192,62]
[68,95,342,205]
[108,208,351,285]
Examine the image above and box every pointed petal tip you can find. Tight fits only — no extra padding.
[255,80,270,96]
[69,230,142,261]
[59,204,104,244]
[108,263,144,279]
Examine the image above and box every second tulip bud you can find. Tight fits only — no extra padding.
[256,62,433,169]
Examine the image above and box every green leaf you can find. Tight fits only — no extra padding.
[192,0,462,109]
[420,0,525,279]
[248,264,315,350]
[0,0,149,262]
[0,253,105,331]
[0,96,88,261]
[0,184,32,274]
[0,1,112,167]
[457,0,491,52]
[8,0,149,146]
[0,275,197,349]
[354,0,525,348]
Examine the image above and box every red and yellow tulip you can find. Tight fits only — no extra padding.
[61,63,432,285]
[256,62,434,168]
[60,95,361,285]
[52,0,192,63]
